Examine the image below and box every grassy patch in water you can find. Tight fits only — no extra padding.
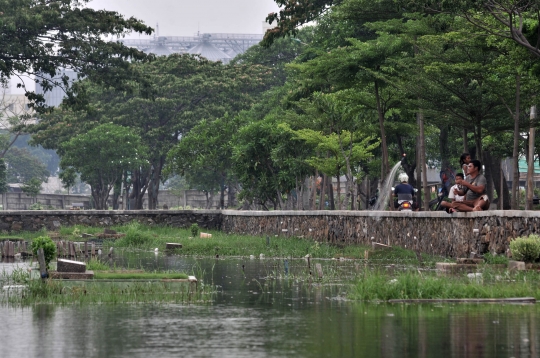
[0,270,211,306]
[93,272,189,280]
[350,269,540,301]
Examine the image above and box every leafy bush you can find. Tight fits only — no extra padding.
[510,235,540,262]
[190,223,200,237]
[31,236,56,269]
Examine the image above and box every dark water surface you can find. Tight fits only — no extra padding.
[1,253,539,358]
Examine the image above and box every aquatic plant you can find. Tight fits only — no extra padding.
[190,223,200,237]
[86,259,110,271]
[482,252,509,265]
[117,222,155,247]
[350,269,540,301]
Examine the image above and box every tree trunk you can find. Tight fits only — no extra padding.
[130,168,150,210]
[335,174,341,209]
[374,81,389,180]
[328,177,335,210]
[439,125,450,170]
[310,172,318,210]
[483,150,494,206]
[318,174,326,210]
[474,119,483,166]
[512,74,521,209]
[527,106,536,210]
[416,127,422,206]
[219,180,226,210]
[418,111,429,210]
[485,150,511,209]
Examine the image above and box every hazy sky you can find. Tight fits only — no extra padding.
[11,0,280,93]
[88,0,280,37]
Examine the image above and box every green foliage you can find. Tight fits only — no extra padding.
[86,259,110,271]
[117,222,155,248]
[58,167,78,194]
[510,235,540,262]
[483,252,509,265]
[31,236,56,269]
[60,123,148,209]
[21,178,42,197]
[5,147,49,183]
[190,223,200,237]
[29,202,44,210]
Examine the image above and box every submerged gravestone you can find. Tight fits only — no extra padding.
[57,259,86,273]
[165,243,182,250]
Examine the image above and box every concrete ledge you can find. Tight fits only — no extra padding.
[0,209,538,218]
[50,270,94,279]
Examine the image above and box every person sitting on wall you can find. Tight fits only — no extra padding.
[448,173,465,203]
[394,173,417,210]
[441,160,489,213]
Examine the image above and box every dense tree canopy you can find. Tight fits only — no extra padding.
[20,0,540,211]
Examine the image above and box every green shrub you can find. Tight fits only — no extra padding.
[483,252,509,265]
[29,203,44,210]
[510,235,540,262]
[31,236,56,269]
[120,222,153,247]
[190,223,200,237]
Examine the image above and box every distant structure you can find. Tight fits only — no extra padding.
[35,68,78,107]
[119,31,263,63]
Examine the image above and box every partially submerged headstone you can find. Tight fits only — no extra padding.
[372,242,392,251]
[508,260,526,271]
[200,233,212,238]
[456,258,485,264]
[57,259,86,273]
[165,243,182,250]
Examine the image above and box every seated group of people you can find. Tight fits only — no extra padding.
[441,155,490,213]
[394,153,490,213]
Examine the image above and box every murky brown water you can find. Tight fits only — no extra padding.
[1,253,539,357]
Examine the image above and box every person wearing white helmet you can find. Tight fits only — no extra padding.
[393,172,416,210]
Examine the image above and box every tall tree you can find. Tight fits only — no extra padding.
[59,123,148,210]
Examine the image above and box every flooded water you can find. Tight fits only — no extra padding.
[1,253,540,357]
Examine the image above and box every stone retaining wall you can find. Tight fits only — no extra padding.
[1,210,539,258]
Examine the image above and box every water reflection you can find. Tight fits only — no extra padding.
[1,254,539,357]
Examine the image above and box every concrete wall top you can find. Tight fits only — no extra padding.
[0,209,538,219]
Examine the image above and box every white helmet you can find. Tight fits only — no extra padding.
[398,173,409,183]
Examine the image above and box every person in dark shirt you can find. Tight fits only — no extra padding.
[394,173,416,210]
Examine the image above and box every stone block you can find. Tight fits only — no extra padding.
[50,270,94,279]
[456,258,485,264]
[57,259,86,273]
[436,262,480,273]
[165,243,182,250]
[508,260,526,271]
[372,242,392,251]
